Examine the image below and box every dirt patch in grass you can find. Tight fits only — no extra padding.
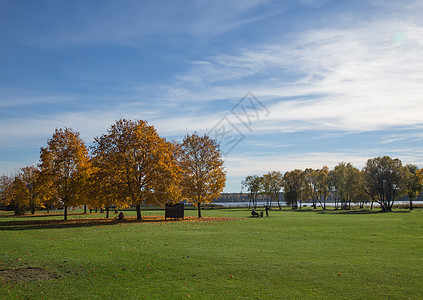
[0,267,60,282]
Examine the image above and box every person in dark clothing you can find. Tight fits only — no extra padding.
[251,209,259,217]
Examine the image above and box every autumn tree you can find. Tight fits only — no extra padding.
[179,133,226,218]
[37,170,59,213]
[263,171,284,209]
[0,167,48,215]
[282,169,304,209]
[417,168,423,183]
[328,162,361,209]
[39,128,91,220]
[8,175,30,215]
[241,175,263,209]
[303,168,319,209]
[92,119,181,220]
[363,156,408,211]
[262,174,271,206]
[356,170,372,209]
[405,164,423,210]
[89,153,128,218]
[20,166,44,214]
[0,175,12,210]
[417,167,423,194]
[316,166,329,209]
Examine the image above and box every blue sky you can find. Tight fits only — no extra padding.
[1,0,423,192]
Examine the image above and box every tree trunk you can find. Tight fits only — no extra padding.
[106,206,109,218]
[197,201,202,218]
[30,199,35,214]
[136,204,142,220]
[84,205,87,214]
[64,205,68,220]
[410,198,413,210]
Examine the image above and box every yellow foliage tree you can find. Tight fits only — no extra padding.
[92,119,181,220]
[263,171,284,209]
[39,128,91,220]
[8,175,29,215]
[20,166,44,214]
[417,167,423,184]
[0,167,44,215]
[0,175,12,210]
[88,155,128,218]
[36,169,59,213]
[179,133,226,218]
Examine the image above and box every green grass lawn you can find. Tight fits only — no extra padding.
[1,208,422,299]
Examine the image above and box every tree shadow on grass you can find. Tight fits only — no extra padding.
[0,212,88,218]
[270,208,411,215]
[315,209,411,215]
[0,216,230,231]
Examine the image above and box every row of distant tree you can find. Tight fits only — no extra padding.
[241,158,423,211]
[0,119,226,219]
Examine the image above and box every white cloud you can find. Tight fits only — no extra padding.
[3,0,423,190]
[170,14,423,133]
[0,102,223,149]
[225,151,367,177]
[224,148,423,178]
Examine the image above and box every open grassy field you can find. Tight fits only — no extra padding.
[0,208,422,299]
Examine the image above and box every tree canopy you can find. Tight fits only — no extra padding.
[179,133,226,217]
[92,119,181,220]
[39,128,91,220]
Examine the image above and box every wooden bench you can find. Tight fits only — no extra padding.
[251,210,263,218]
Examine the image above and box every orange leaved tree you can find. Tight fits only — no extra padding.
[92,119,181,220]
[0,175,12,210]
[39,128,91,220]
[20,166,44,214]
[179,133,226,218]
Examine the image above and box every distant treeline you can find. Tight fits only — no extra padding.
[239,157,423,211]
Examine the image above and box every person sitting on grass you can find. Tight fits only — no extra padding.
[251,209,259,217]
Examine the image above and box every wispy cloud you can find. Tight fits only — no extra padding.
[0,91,73,108]
[225,147,423,178]
[20,0,280,47]
[2,0,423,190]
[225,151,374,177]
[170,15,423,133]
